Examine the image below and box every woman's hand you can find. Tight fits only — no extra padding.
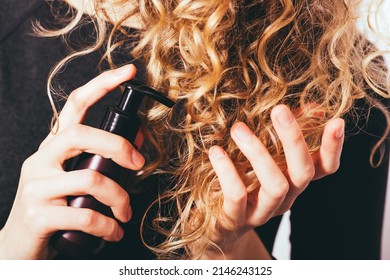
[205,105,345,259]
[0,64,145,259]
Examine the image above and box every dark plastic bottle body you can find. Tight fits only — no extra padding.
[51,107,140,258]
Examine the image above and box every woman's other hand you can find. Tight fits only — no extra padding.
[205,105,344,259]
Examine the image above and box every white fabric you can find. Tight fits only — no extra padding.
[383,164,390,259]
[272,211,291,260]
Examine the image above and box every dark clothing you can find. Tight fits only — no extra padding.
[1,0,388,260]
[290,102,389,259]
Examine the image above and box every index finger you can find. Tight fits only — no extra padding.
[44,64,136,143]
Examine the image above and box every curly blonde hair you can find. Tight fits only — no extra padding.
[36,0,390,259]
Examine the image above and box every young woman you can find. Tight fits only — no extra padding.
[0,0,388,259]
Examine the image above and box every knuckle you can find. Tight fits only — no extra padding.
[294,165,316,186]
[226,188,247,205]
[114,136,131,154]
[106,220,118,237]
[289,131,304,146]
[246,143,268,161]
[38,141,47,151]
[79,209,97,228]
[24,206,38,222]
[24,206,47,232]
[35,216,49,232]
[118,192,130,209]
[268,180,289,200]
[81,169,102,189]
[327,162,340,175]
[274,209,286,217]
[68,87,89,112]
[252,214,271,227]
[306,165,316,180]
[109,191,130,221]
[22,179,38,197]
[277,203,292,216]
[63,124,84,144]
[21,155,37,173]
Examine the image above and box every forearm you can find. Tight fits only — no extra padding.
[0,229,6,259]
[200,230,272,260]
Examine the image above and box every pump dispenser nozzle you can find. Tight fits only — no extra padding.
[51,80,175,258]
[119,80,175,115]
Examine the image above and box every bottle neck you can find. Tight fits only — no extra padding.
[100,107,141,144]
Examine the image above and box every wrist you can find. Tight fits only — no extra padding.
[199,230,272,260]
[199,240,243,260]
[0,227,52,260]
[0,227,10,259]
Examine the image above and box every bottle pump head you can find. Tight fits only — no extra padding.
[118,80,175,115]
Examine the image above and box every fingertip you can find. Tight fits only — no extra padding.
[128,64,137,79]
[231,122,255,143]
[334,120,345,140]
[130,149,145,170]
[325,118,345,140]
[123,203,132,223]
[230,122,242,138]
[127,205,133,222]
[271,104,290,116]
[113,226,125,242]
[271,104,291,118]
[102,223,125,242]
[114,64,136,78]
[113,206,132,224]
[271,104,294,128]
[209,145,226,160]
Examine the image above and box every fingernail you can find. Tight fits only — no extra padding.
[275,106,293,127]
[335,122,345,139]
[232,122,253,142]
[115,64,133,76]
[116,227,124,241]
[209,146,226,159]
[131,149,145,168]
[126,205,132,221]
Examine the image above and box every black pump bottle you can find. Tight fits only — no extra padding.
[50,80,175,258]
